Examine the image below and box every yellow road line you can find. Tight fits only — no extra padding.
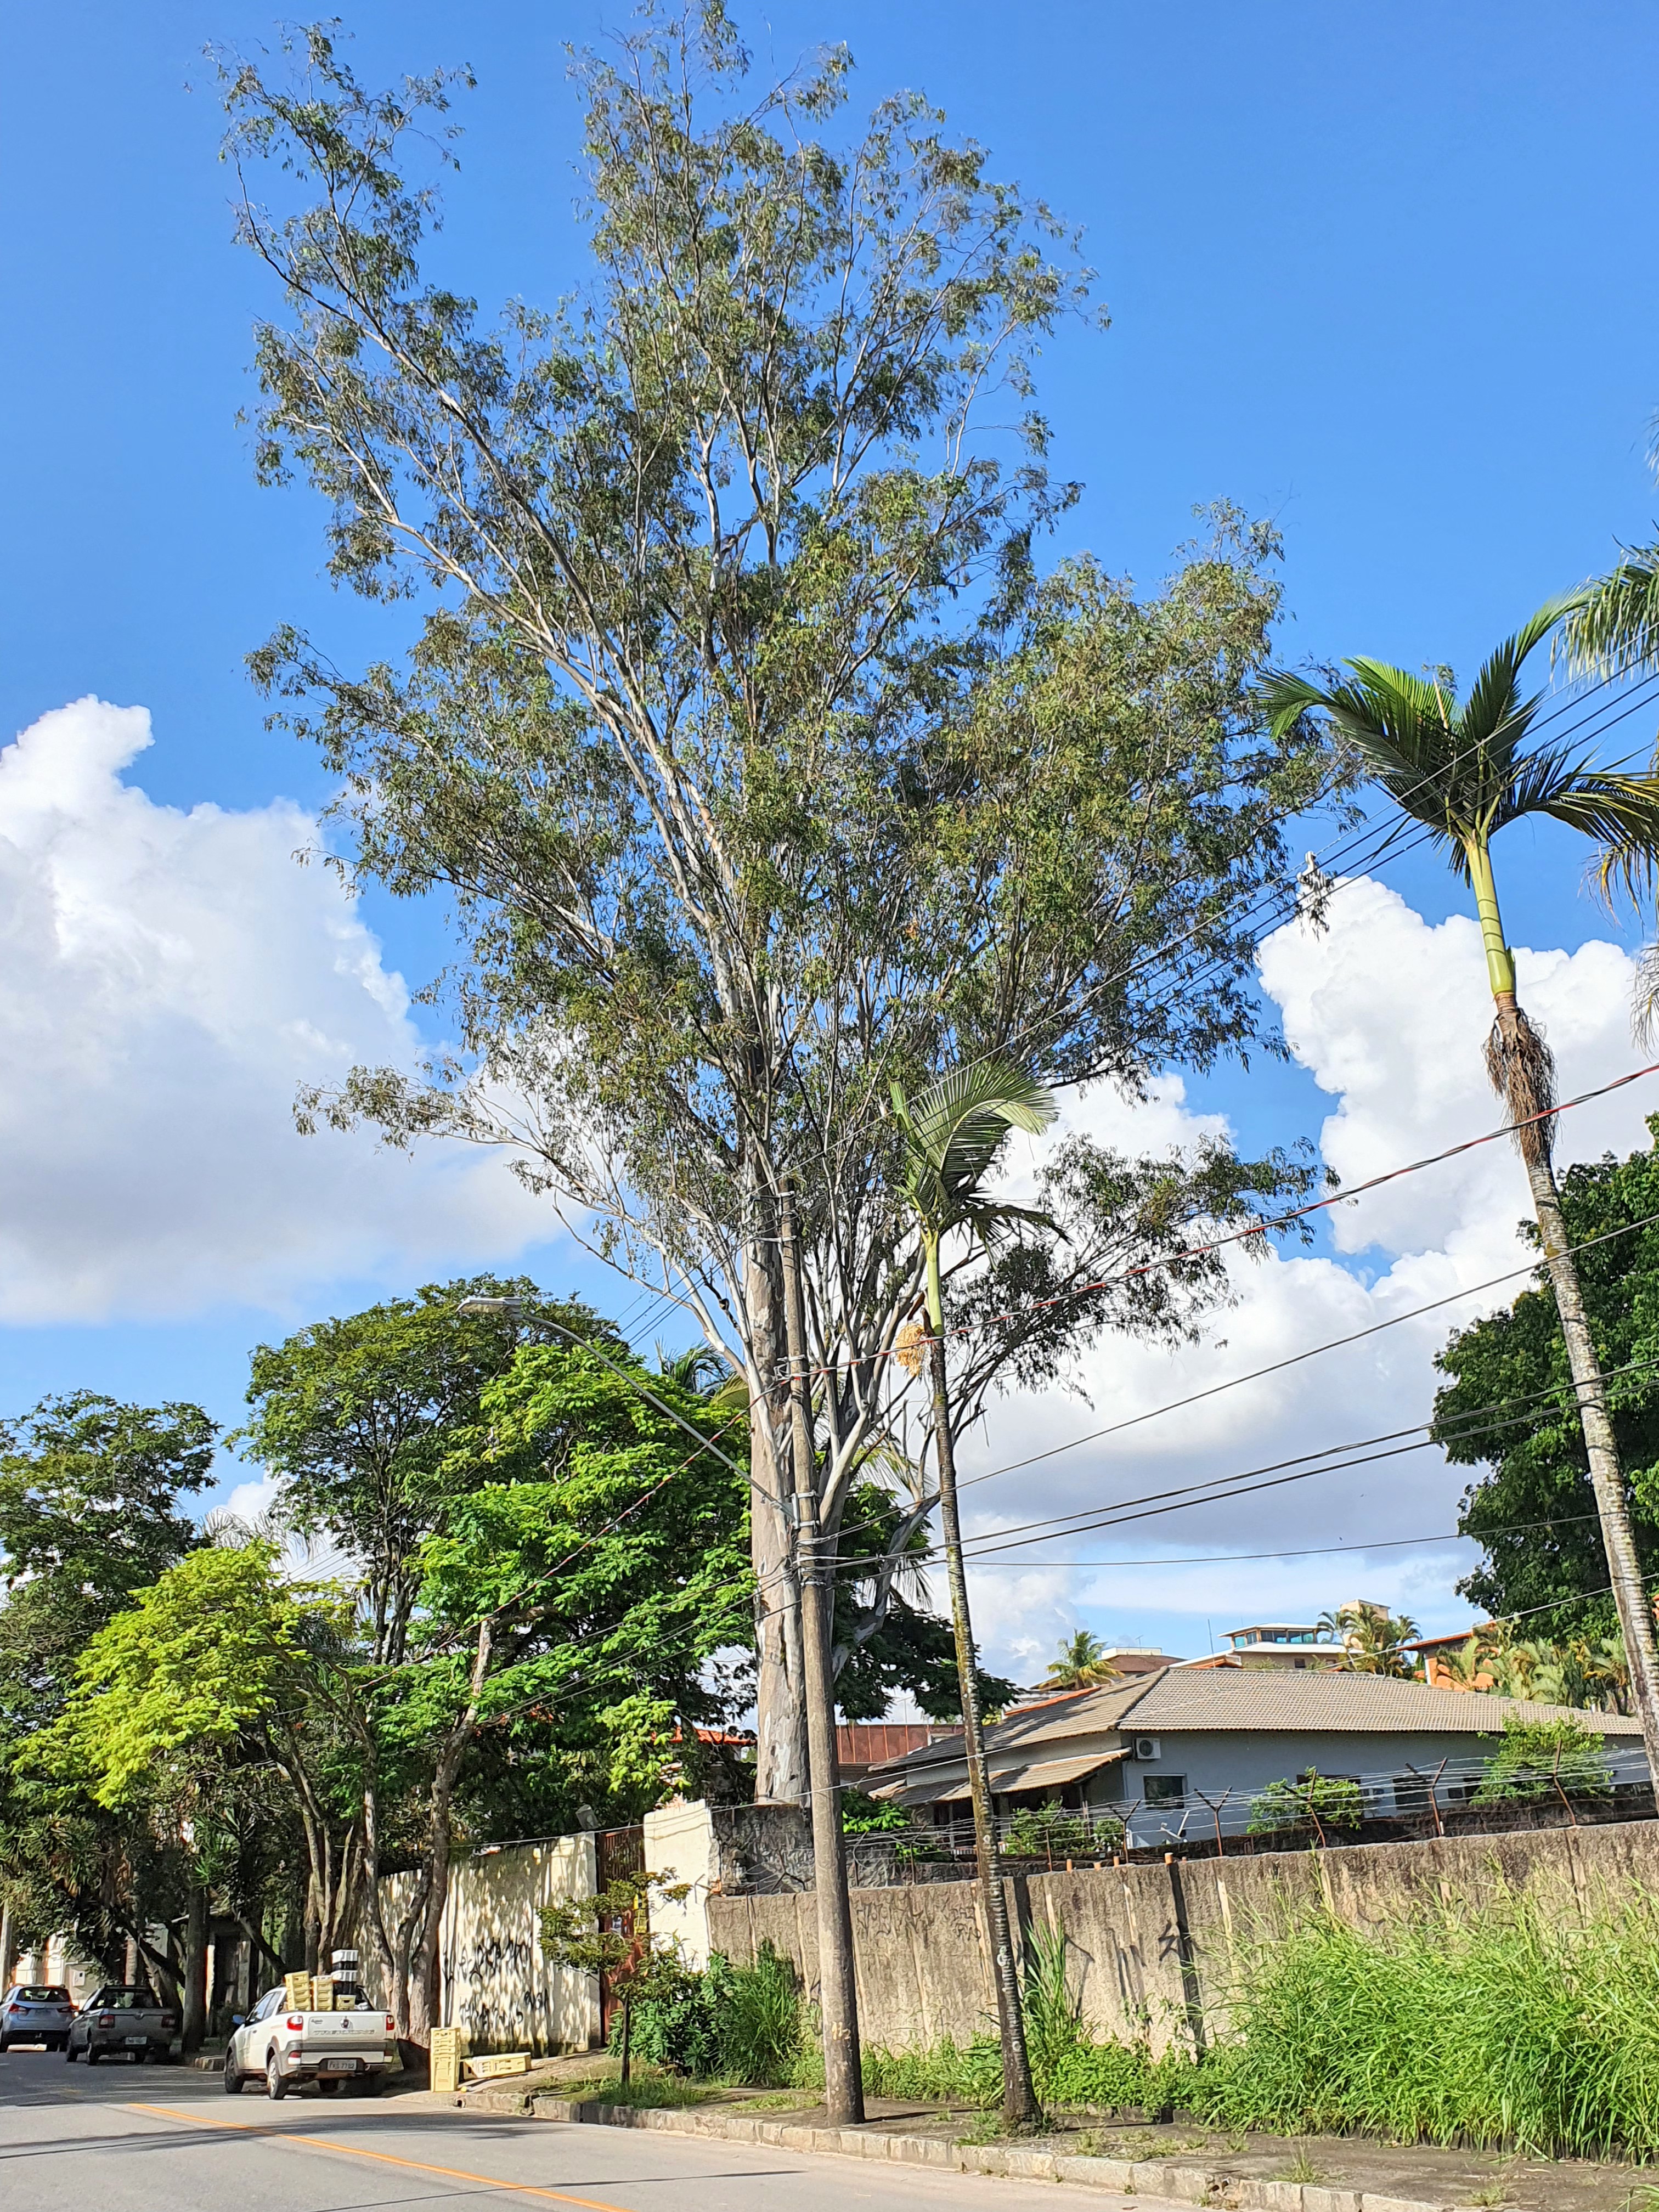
[126,2102,641,2210]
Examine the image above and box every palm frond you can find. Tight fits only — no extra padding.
[1266,600,1581,855]
[1633,941,1659,1049]
[893,1056,1058,1238]
[896,1060,1056,1190]
[1535,771,1659,903]
[1264,663,1479,840]
[1565,550,1659,676]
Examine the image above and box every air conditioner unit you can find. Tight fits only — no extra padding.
[1132,1736,1161,1762]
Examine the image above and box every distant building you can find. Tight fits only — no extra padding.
[1210,1622,1350,1669]
[837,1721,957,1784]
[1407,1626,1497,1690]
[860,1664,1643,1845]
[1098,1646,1184,1677]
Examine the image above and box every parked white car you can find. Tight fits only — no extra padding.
[224,1983,396,2098]
[1,1984,76,2051]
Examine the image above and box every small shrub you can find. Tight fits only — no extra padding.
[1472,1714,1611,1804]
[617,1957,721,2078]
[1246,1769,1363,1838]
[1005,1798,1106,1859]
[841,1787,947,1864]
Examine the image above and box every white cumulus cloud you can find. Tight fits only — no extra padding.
[959,877,1654,1671]
[0,697,551,1321]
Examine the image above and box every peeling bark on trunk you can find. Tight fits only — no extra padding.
[746,1223,808,1804]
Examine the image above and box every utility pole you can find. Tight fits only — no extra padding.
[778,1183,865,2127]
[923,1286,1039,2129]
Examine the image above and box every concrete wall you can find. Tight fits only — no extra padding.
[645,1803,721,1969]
[708,1817,1659,2057]
[431,1833,600,2055]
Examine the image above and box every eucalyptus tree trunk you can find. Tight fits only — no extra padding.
[923,1240,1038,2130]
[745,1207,810,1806]
[780,1186,865,2125]
[1471,842,1659,1786]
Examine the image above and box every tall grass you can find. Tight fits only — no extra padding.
[1199,1887,1659,2158]
[707,1943,805,2087]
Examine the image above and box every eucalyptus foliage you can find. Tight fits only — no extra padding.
[222,9,1335,1791]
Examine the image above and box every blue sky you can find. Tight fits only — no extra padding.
[5,1,1659,1666]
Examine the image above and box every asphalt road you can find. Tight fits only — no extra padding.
[0,2044,1178,2211]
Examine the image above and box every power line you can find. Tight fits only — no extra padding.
[954,1206,1659,1495]
[951,1514,1602,1571]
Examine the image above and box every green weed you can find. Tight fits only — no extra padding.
[1195,1885,1659,2157]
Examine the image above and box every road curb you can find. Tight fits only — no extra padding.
[459,2084,1468,2211]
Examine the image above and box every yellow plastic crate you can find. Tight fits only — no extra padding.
[462,2050,531,2080]
[429,2024,464,2096]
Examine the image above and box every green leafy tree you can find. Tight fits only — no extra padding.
[221,12,1336,1802]
[1315,1602,1422,1679]
[1043,1629,1121,1690]
[1433,1121,1659,1636]
[1265,608,1659,1780]
[33,1541,362,1980]
[0,1393,218,1998]
[241,1289,747,2043]
[241,1277,614,1664]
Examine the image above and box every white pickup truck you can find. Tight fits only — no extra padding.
[224,1982,396,2099]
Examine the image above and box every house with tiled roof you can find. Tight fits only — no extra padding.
[861,1664,1646,1845]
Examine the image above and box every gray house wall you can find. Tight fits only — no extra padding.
[1088,1727,1515,1840]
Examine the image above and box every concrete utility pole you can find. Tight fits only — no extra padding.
[777,1184,865,2127]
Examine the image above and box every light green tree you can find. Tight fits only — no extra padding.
[35,1542,363,1978]
[1264,608,1659,1780]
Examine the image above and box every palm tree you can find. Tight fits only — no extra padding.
[1044,1630,1122,1691]
[1316,1602,1422,1680]
[1263,604,1659,1784]
[891,1054,1057,2130]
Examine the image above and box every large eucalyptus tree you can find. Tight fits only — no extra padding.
[1265,604,1659,1778]
[223,8,1334,1796]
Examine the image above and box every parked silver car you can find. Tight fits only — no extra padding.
[1,1984,76,2051]
[65,1986,178,2064]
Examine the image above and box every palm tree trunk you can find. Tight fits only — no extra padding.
[923,1237,1039,2130]
[1472,841,1659,1786]
[1491,992,1659,1773]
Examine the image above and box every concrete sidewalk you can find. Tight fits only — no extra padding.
[460,2072,1645,2212]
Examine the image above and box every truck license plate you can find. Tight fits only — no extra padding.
[322,2058,354,2072]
